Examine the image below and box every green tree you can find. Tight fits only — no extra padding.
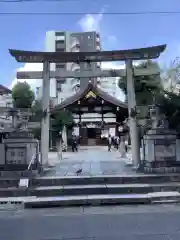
[12,82,35,108]
[157,89,180,132]
[30,100,42,121]
[155,57,180,132]
[163,57,180,91]
[51,110,75,135]
[118,60,162,105]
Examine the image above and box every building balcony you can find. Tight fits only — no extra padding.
[71,38,80,49]
[96,32,100,40]
[96,45,101,51]
[96,36,100,42]
[72,82,80,92]
[71,79,80,89]
[71,62,80,71]
[71,46,80,52]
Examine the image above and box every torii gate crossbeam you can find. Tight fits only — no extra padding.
[9,45,166,168]
[16,67,160,79]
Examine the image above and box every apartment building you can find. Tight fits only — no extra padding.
[45,30,117,104]
[0,85,13,130]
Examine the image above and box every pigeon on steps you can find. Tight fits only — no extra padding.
[76,168,82,175]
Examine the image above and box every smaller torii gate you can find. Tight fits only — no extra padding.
[9,45,166,168]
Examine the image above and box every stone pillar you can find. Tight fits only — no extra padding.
[125,59,141,167]
[62,125,67,151]
[12,114,17,129]
[41,61,50,165]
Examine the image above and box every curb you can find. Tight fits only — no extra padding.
[23,192,180,209]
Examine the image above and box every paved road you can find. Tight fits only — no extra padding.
[48,147,133,176]
[1,204,180,239]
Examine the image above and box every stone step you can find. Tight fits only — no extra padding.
[23,191,180,208]
[32,183,180,197]
[31,174,180,187]
[1,182,180,197]
[0,174,180,189]
[0,170,39,179]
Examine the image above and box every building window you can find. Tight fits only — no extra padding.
[55,32,64,37]
[11,151,15,157]
[56,78,65,84]
[55,41,65,52]
[56,48,65,52]
[56,40,64,45]
[56,64,65,69]
[56,82,62,92]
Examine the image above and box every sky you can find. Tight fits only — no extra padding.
[1,0,180,91]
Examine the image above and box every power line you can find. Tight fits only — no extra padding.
[0,11,180,15]
[0,0,88,2]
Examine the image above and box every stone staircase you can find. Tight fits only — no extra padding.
[0,174,180,208]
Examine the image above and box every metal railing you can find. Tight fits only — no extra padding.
[28,152,41,171]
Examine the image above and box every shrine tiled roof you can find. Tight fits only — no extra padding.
[0,85,12,95]
[51,82,127,113]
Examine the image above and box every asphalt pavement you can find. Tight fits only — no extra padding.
[1,204,180,239]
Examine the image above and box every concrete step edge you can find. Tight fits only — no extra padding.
[22,191,180,208]
[0,192,179,207]
[33,183,180,191]
[1,182,180,191]
[35,174,180,180]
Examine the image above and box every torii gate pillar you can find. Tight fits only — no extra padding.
[41,61,50,165]
[126,59,140,167]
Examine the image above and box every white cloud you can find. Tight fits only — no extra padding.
[10,63,43,90]
[78,14,102,32]
[78,7,106,32]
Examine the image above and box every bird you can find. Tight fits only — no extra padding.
[76,168,82,175]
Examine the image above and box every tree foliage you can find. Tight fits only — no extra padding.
[163,58,180,90]
[118,58,180,133]
[30,100,42,121]
[157,90,180,132]
[51,110,75,134]
[12,82,35,108]
[118,60,162,105]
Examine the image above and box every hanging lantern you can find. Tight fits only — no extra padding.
[149,105,158,120]
[118,125,123,132]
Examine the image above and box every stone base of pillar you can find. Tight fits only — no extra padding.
[144,166,180,173]
[143,161,180,173]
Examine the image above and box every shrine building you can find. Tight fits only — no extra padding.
[51,81,128,145]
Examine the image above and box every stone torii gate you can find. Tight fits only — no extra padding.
[9,45,166,167]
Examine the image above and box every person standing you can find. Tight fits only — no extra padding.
[72,134,78,152]
[108,134,112,152]
[119,135,126,158]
